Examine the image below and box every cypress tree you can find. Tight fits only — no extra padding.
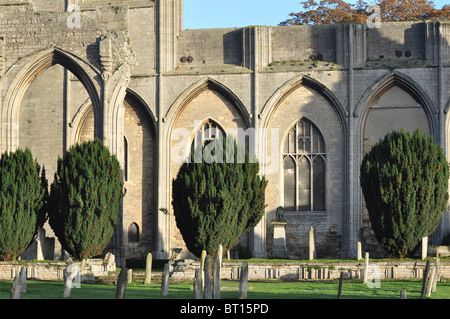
[360,129,449,258]
[0,148,47,261]
[48,139,123,260]
[172,138,267,258]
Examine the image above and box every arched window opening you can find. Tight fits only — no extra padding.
[283,118,326,211]
[191,119,226,159]
[128,223,139,243]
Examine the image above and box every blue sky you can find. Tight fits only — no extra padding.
[183,0,449,29]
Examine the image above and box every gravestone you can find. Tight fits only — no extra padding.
[19,267,27,294]
[432,258,440,293]
[204,256,213,299]
[357,242,362,260]
[213,254,221,299]
[337,272,344,299]
[218,245,223,266]
[400,290,407,299]
[363,252,369,284]
[145,253,152,284]
[200,250,206,287]
[238,261,249,299]
[161,263,170,297]
[309,226,315,260]
[127,268,133,283]
[421,260,430,299]
[426,265,436,297]
[193,268,202,299]
[10,274,23,299]
[115,267,127,299]
[422,237,428,260]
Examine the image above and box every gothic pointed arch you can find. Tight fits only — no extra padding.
[164,77,251,134]
[121,89,157,257]
[260,74,348,132]
[262,74,347,259]
[1,47,102,151]
[356,70,437,256]
[355,70,438,140]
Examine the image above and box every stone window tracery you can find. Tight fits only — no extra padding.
[191,119,226,153]
[283,118,326,211]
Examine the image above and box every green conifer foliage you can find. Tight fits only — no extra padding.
[360,129,449,258]
[48,139,123,260]
[0,148,48,261]
[172,138,268,258]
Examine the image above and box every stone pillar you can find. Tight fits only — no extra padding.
[155,0,184,260]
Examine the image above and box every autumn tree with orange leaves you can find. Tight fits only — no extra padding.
[280,0,450,25]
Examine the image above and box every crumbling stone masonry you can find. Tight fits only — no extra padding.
[1,0,450,266]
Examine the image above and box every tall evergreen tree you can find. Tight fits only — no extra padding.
[360,129,449,258]
[0,148,47,261]
[48,139,123,260]
[172,138,267,258]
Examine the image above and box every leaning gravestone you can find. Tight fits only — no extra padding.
[432,258,440,293]
[421,260,430,299]
[238,261,248,299]
[161,263,170,297]
[204,256,213,299]
[115,267,128,299]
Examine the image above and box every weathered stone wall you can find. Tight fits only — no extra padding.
[1,0,450,265]
[271,25,337,63]
[177,28,243,66]
[169,259,450,281]
[264,85,345,259]
[123,96,156,258]
[0,258,115,281]
[169,87,248,258]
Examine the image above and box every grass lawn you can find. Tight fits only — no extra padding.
[0,279,449,299]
